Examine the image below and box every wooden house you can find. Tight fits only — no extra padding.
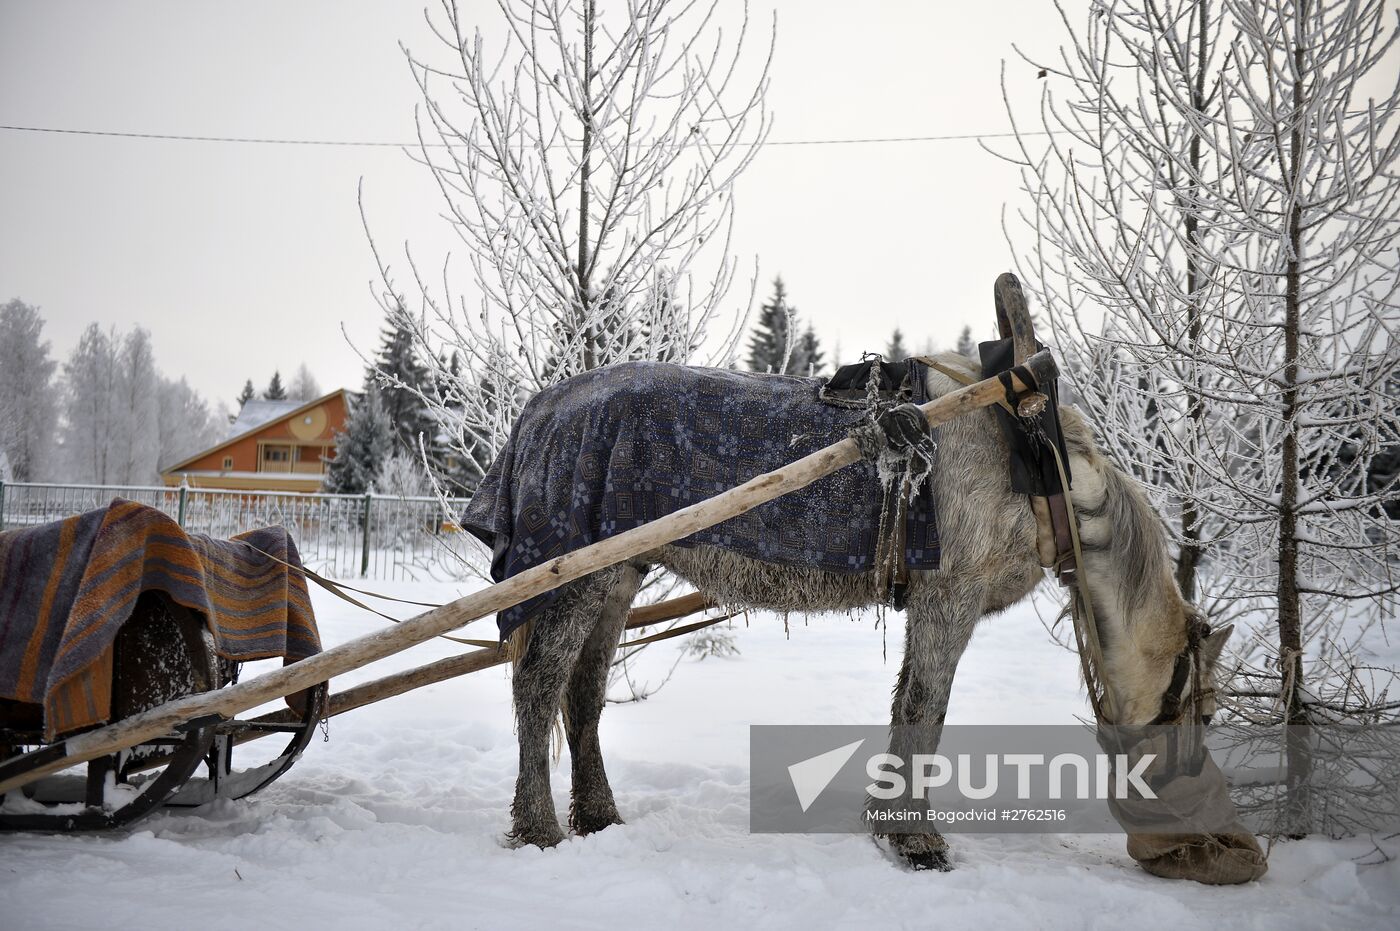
[161,390,351,492]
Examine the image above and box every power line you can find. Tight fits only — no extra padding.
[0,122,1046,148]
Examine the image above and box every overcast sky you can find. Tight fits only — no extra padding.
[1,1,1080,408]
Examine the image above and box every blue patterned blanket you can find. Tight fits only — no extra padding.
[460,360,939,637]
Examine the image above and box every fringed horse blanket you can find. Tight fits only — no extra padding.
[461,360,940,638]
[0,499,321,738]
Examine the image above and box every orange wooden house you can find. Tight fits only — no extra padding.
[161,389,351,492]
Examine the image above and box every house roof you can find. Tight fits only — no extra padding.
[226,398,306,439]
[162,388,350,475]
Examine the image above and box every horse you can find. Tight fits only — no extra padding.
[478,350,1233,870]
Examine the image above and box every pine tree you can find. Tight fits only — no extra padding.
[263,371,288,401]
[236,379,256,409]
[324,386,393,495]
[746,277,795,373]
[789,326,826,377]
[886,328,908,361]
[367,306,436,458]
[955,325,976,358]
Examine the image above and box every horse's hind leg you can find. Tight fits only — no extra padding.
[509,567,624,848]
[564,562,644,835]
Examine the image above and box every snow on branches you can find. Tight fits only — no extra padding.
[362,0,773,496]
[1001,0,1400,720]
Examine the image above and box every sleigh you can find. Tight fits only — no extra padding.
[0,273,1058,829]
[0,507,328,832]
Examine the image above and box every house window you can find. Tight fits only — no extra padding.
[260,445,293,472]
[221,456,233,470]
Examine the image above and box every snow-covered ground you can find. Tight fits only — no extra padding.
[3,581,1398,930]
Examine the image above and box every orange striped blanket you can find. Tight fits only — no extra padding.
[0,499,321,739]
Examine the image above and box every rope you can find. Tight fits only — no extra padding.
[617,613,737,649]
[237,542,498,647]
[240,541,733,651]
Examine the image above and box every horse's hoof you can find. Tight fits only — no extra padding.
[884,832,953,872]
[506,824,566,849]
[571,811,624,836]
[905,848,953,872]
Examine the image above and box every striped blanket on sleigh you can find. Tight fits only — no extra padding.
[0,499,321,739]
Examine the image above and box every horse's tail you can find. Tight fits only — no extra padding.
[505,619,533,673]
[505,619,566,760]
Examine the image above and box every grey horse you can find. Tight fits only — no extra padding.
[486,351,1230,870]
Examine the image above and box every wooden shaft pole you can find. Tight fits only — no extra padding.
[126,597,728,775]
[236,592,717,736]
[125,584,729,775]
[0,351,1055,796]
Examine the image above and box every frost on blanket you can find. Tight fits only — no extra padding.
[0,499,322,739]
[461,360,940,638]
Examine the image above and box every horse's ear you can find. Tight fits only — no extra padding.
[1201,624,1233,666]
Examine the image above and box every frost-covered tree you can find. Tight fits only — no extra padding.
[364,0,771,495]
[62,324,219,483]
[263,371,288,401]
[377,450,431,499]
[1371,372,1400,519]
[1005,0,1400,737]
[747,277,796,373]
[1003,0,1240,600]
[157,376,224,470]
[1206,0,1400,718]
[61,324,122,484]
[113,328,160,485]
[236,379,256,409]
[288,363,322,402]
[324,386,393,495]
[886,328,908,361]
[0,298,57,481]
[955,325,976,359]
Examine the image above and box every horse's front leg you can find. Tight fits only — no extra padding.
[870,589,979,871]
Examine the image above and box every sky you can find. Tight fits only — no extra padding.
[1,0,1084,409]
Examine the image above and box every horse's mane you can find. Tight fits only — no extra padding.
[1057,406,1183,631]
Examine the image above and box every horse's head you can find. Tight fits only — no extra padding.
[1057,408,1237,726]
[1153,609,1234,725]
[1095,598,1234,726]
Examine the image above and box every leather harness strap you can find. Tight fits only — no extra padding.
[925,360,1077,580]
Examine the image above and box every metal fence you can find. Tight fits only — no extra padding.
[0,481,472,581]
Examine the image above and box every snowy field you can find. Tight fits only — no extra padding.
[3,581,1398,930]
